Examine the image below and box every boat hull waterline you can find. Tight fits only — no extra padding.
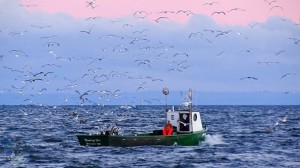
[76,131,205,147]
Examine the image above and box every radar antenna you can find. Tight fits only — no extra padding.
[162,87,169,112]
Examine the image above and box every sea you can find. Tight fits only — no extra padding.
[0,105,299,168]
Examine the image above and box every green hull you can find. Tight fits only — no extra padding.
[76,131,205,147]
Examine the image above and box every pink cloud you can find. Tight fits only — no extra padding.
[20,0,300,25]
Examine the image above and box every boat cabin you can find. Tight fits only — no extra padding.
[165,102,204,134]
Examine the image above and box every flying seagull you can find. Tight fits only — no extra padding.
[269,5,284,11]
[280,73,296,79]
[274,50,285,56]
[80,26,94,34]
[211,11,226,16]
[203,2,219,6]
[240,77,258,80]
[155,17,169,23]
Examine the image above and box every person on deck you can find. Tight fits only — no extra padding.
[163,120,173,136]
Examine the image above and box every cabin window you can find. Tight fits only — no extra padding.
[193,113,197,121]
[182,114,188,120]
[171,115,174,120]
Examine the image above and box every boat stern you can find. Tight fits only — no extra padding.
[76,134,109,146]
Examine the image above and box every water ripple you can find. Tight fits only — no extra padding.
[0,105,299,167]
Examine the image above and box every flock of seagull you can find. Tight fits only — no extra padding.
[0,2,297,161]
[265,114,288,133]
[0,0,298,106]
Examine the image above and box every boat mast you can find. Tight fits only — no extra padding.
[188,88,193,132]
[188,88,192,112]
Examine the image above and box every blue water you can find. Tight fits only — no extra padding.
[0,105,299,167]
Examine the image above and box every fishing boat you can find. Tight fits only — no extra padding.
[76,88,206,147]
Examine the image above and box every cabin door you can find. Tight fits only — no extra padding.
[179,113,190,132]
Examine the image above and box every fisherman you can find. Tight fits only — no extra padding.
[162,120,173,136]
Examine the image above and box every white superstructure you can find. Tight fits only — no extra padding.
[166,102,204,133]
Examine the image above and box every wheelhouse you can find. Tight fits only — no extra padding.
[166,103,204,133]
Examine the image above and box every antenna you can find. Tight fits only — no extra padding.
[162,87,169,112]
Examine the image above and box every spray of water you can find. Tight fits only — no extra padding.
[204,134,226,146]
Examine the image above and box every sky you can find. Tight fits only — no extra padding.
[0,0,300,105]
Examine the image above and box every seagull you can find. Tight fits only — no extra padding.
[75,90,92,104]
[112,45,128,54]
[188,32,203,38]
[265,126,275,133]
[11,84,27,94]
[111,89,121,97]
[274,50,285,56]
[80,26,93,34]
[135,59,151,68]
[141,99,152,105]
[269,5,284,11]
[146,76,163,82]
[176,10,195,16]
[216,50,225,57]
[203,2,219,6]
[9,49,28,57]
[248,23,258,29]
[257,61,279,65]
[284,90,296,95]
[86,1,99,9]
[3,66,24,73]
[167,68,183,72]
[155,17,169,23]
[278,115,287,123]
[136,82,147,92]
[9,31,28,36]
[265,114,288,133]
[240,77,258,80]
[41,63,61,68]
[19,4,37,8]
[227,8,246,13]
[177,60,188,66]
[44,42,60,47]
[23,78,43,83]
[40,35,56,39]
[211,11,226,16]
[38,88,47,94]
[158,10,175,14]
[264,0,277,5]
[203,29,219,33]
[31,25,51,29]
[295,39,300,45]
[151,78,163,82]
[241,48,253,53]
[136,86,145,92]
[41,71,54,76]
[123,24,134,28]
[215,30,232,37]
[133,11,151,19]
[174,52,189,57]
[85,16,101,20]
[87,57,106,66]
[265,118,280,133]
[280,73,296,79]
[132,29,150,35]
[27,71,50,77]
[0,54,4,61]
